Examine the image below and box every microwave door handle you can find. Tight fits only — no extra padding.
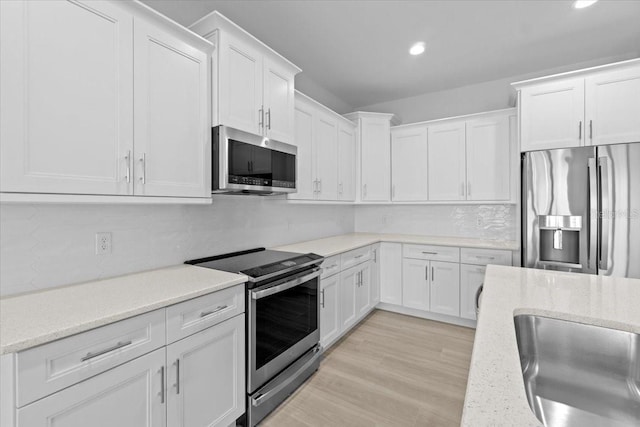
[251,268,321,300]
[598,157,610,271]
[587,158,598,270]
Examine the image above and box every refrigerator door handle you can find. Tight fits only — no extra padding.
[598,157,610,271]
[587,158,598,270]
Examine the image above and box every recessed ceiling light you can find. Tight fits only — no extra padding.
[573,0,598,9]
[409,42,426,56]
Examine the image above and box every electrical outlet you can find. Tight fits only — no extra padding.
[95,232,112,255]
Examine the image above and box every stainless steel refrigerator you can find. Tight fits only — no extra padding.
[522,142,640,278]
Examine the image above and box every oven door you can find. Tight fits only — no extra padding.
[248,267,320,392]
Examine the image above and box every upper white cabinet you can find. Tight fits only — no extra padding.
[514,59,640,151]
[391,126,428,201]
[0,0,213,201]
[190,11,300,144]
[427,122,466,201]
[289,91,356,202]
[344,112,398,202]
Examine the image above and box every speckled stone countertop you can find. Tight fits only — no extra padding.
[273,232,519,257]
[461,265,640,426]
[0,265,247,354]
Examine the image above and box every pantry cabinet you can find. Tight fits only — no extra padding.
[515,59,640,151]
[428,122,467,201]
[391,126,429,201]
[190,11,300,144]
[0,0,212,201]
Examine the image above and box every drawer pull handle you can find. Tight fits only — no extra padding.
[81,340,132,362]
[325,264,338,270]
[355,254,364,259]
[200,305,228,318]
[160,366,165,403]
[421,251,438,255]
[174,359,181,394]
[474,255,495,260]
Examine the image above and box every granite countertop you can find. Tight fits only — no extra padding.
[461,265,640,426]
[273,232,519,257]
[0,265,247,354]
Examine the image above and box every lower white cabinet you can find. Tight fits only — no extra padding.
[17,348,166,427]
[320,273,340,348]
[370,244,381,306]
[460,264,486,320]
[379,243,403,305]
[429,261,460,317]
[402,258,430,311]
[166,315,245,427]
[355,263,371,318]
[339,265,359,331]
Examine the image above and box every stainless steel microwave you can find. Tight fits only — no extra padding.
[212,126,297,195]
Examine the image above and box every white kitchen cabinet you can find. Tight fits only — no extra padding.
[391,126,429,201]
[338,123,357,201]
[166,315,244,427]
[17,348,165,427]
[427,122,466,201]
[402,258,430,311]
[315,112,339,200]
[429,261,460,317]
[585,66,640,146]
[0,0,133,196]
[379,242,403,305]
[320,273,340,348]
[370,244,381,306]
[292,97,315,200]
[339,265,358,331]
[460,264,486,321]
[133,18,210,198]
[191,12,300,144]
[355,262,372,319]
[466,115,511,201]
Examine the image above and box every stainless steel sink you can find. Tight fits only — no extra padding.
[514,315,640,427]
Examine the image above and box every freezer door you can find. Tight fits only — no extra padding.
[522,147,597,273]
[596,142,640,278]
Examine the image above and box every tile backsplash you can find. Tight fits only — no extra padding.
[355,204,516,241]
[0,197,354,296]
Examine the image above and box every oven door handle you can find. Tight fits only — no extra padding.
[251,268,321,300]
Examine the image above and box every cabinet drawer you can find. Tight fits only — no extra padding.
[341,246,372,270]
[166,284,244,344]
[460,248,512,266]
[321,255,342,279]
[16,309,166,407]
[403,244,460,262]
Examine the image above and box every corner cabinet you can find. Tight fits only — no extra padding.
[514,59,640,152]
[190,11,300,144]
[0,0,213,201]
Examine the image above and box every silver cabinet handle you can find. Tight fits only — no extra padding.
[355,254,364,259]
[266,108,271,130]
[81,340,132,362]
[139,153,146,184]
[321,289,325,308]
[259,106,264,129]
[174,359,180,394]
[578,121,582,140]
[422,251,438,255]
[425,266,428,281]
[160,365,165,403]
[431,266,435,281]
[373,249,377,263]
[589,119,593,141]
[200,305,228,317]
[474,255,495,260]
[318,179,322,193]
[125,150,131,183]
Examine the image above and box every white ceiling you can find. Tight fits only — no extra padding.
[142,0,640,109]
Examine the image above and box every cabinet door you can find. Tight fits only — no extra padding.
[361,118,391,201]
[218,32,263,136]
[315,112,339,200]
[466,115,511,201]
[289,97,315,200]
[428,122,466,201]
[585,66,640,146]
[320,274,340,349]
[370,244,381,306]
[338,123,357,201]
[339,266,358,331]
[263,57,295,143]
[17,348,165,427]
[460,264,486,320]
[166,315,245,427]
[430,261,460,317]
[402,258,430,311]
[356,263,372,318]
[520,78,585,151]
[379,243,403,305]
[391,126,429,201]
[0,0,133,195]
[133,19,210,198]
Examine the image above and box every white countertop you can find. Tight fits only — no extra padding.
[461,265,640,426]
[0,265,247,354]
[273,232,519,256]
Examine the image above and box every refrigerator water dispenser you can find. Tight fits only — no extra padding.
[538,216,582,266]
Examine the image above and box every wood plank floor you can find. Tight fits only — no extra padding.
[260,310,475,426]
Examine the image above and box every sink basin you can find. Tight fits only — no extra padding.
[514,315,640,427]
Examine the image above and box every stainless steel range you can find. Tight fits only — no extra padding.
[186,248,324,426]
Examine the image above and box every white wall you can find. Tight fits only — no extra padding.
[295,73,354,114]
[356,53,639,124]
[0,198,354,296]
[355,204,516,242]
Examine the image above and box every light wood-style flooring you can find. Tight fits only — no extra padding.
[260,310,475,426]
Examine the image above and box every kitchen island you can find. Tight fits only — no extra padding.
[462,265,640,426]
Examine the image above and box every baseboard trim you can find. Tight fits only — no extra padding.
[376,303,477,329]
